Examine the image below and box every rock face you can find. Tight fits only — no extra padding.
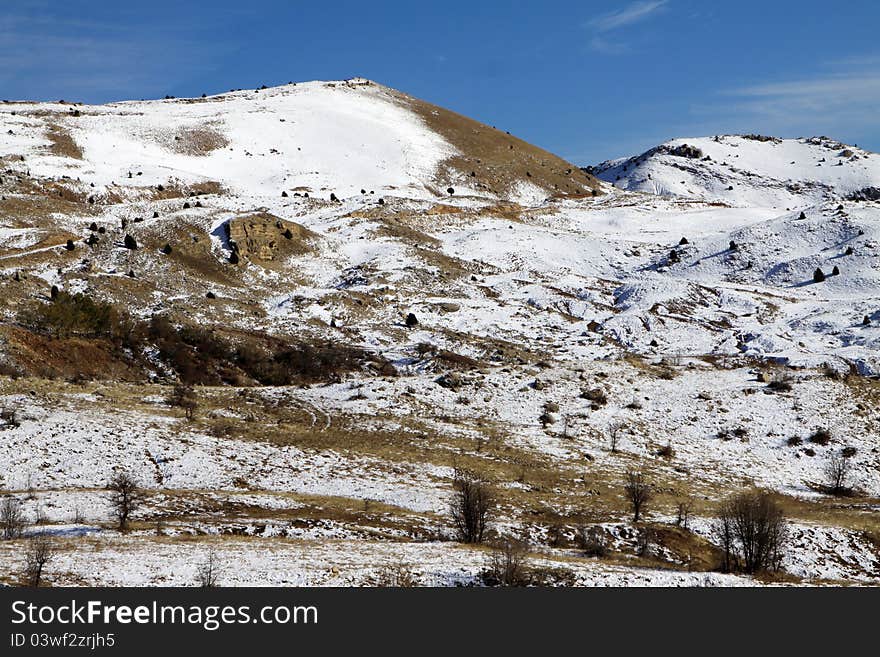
[226,212,318,263]
[668,143,704,159]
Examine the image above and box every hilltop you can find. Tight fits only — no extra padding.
[589,134,880,208]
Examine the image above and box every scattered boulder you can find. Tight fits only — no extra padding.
[668,143,703,159]
[436,372,463,390]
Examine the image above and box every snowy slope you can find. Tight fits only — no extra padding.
[1,79,450,201]
[2,87,880,587]
[0,78,596,206]
[591,135,880,208]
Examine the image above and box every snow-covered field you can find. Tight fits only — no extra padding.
[1,82,879,586]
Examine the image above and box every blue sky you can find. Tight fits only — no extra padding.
[2,1,879,163]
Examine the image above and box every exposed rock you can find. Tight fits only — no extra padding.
[225,212,318,263]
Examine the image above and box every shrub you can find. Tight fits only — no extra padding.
[1,496,27,540]
[123,234,138,250]
[675,499,692,529]
[18,291,116,339]
[624,471,652,523]
[0,407,20,428]
[809,428,832,445]
[766,375,793,393]
[482,537,531,586]
[196,550,220,587]
[657,442,675,459]
[450,469,493,544]
[108,470,144,531]
[24,533,56,587]
[167,384,198,420]
[715,491,787,574]
[824,454,853,496]
[575,526,608,557]
[813,268,825,283]
[369,564,419,587]
[608,421,626,452]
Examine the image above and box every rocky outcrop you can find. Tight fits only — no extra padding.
[226,212,318,263]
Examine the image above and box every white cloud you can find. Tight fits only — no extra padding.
[588,1,668,32]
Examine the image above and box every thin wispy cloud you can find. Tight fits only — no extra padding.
[585,1,668,54]
[691,56,880,142]
[588,1,668,33]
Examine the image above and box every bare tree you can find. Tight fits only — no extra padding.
[168,384,198,421]
[108,471,144,531]
[608,422,626,453]
[450,469,494,543]
[196,550,220,587]
[824,453,852,496]
[675,499,693,530]
[624,471,652,523]
[714,491,787,574]
[716,507,736,573]
[484,537,531,586]
[1,496,27,540]
[24,533,55,587]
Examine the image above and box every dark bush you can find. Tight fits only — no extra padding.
[715,491,787,574]
[766,376,793,392]
[450,469,493,544]
[19,291,116,339]
[809,428,832,445]
[576,526,608,557]
[482,538,531,586]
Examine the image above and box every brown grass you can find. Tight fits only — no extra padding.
[386,86,601,199]
[45,124,83,159]
[167,126,229,156]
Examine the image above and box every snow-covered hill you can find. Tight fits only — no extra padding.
[0,78,597,207]
[590,135,880,208]
[2,85,880,587]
